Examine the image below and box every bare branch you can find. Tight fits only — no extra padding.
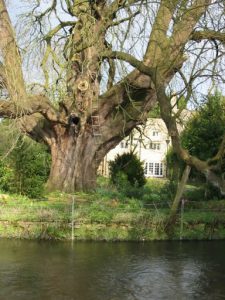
[171,0,213,53]
[34,0,57,20]
[109,10,140,28]
[43,21,76,42]
[104,0,139,18]
[155,84,225,193]
[208,133,225,165]
[102,50,154,76]
[107,58,116,90]
[145,0,180,64]
[64,0,74,16]
[156,85,208,171]
[191,30,225,45]
[0,96,67,125]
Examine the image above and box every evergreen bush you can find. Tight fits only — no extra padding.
[0,136,51,198]
[109,152,146,190]
[10,139,51,198]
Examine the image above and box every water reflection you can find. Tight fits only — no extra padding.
[0,240,225,300]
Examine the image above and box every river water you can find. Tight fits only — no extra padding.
[0,240,225,300]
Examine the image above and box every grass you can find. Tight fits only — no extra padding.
[0,178,225,241]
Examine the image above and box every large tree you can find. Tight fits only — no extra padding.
[0,0,225,192]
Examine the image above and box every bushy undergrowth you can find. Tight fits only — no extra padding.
[97,176,225,206]
[0,137,50,198]
[0,161,14,192]
[96,176,171,204]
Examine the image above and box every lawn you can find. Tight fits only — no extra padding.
[0,178,224,240]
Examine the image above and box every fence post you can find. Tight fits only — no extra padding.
[180,198,185,240]
[71,196,75,241]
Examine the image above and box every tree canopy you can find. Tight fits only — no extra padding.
[0,0,225,192]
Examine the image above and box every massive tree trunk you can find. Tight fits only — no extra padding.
[46,134,99,192]
[42,112,136,192]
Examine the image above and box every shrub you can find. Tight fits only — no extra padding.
[109,152,146,188]
[0,136,51,198]
[183,185,205,202]
[89,203,113,223]
[0,160,14,192]
[184,183,222,201]
[161,180,178,201]
[10,138,51,198]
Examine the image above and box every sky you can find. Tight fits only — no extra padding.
[5,0,225,100]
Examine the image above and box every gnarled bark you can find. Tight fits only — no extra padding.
[46,134,99,192]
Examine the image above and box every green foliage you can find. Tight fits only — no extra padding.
[182,93,225,161]
[10,138,51,198]
[0,160,14,192]
[89,203,113,224]
[0,133,51,198]
[166,93,225,197]
[183,185,205,202]
[142,179,172,203]
[161,180,178,201]
[183,183,221,202]
[166,147,185,180]
[177,96,187,110]
[148,103,161,118]
[109,152,146,188]
[0,188,225,240]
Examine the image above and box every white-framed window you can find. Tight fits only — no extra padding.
[152,131,159,137]
[154,163,160,175]
[120,141,129,148]
[149,142,161,150]
[144,162,164,177]
[149,163,154,175]
[144,162,148,175]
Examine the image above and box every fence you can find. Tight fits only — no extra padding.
[0,197,225,240]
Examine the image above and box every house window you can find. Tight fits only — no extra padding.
[152,131,159,137]
[149,142,161,150]
[144,162,163,177]
[155,163,160,175]
[149,163,154,175]
[121,141,129,148]
[144,162,148,175]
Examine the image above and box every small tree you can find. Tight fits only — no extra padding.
[109,152,146,188]
[167,93,225,197]
[182,93,225,162]
[9,138,51,198]
[0,130,51,198]
[0,160,13,192]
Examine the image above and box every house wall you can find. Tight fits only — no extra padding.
[100,118,171,178]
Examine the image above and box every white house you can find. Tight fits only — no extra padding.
[101,118,170,178]
[100,105,192,178]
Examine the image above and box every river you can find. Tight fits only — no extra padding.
[0,240,225,300]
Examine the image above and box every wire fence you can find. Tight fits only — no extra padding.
[1,198,225,223]
[0,197,225,241]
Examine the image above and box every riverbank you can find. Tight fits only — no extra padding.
[0,191,225,241]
